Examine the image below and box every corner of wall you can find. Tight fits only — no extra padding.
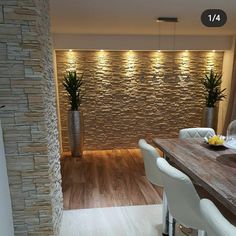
[53,49,63,155]
[217,36,236,134]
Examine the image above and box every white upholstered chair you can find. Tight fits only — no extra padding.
[200,198,236,236]
[179,127,215,139]
[156,158,207,236]
[138,139,169,235]
[138,139,163,186]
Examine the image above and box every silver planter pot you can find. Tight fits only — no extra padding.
[202,107,218,130]
[68,110,84,157]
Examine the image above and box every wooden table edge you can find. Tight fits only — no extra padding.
[152,137,236,214]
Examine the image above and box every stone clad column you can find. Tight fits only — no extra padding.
[0,0,63,235]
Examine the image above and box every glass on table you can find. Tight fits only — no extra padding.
[225,120,236,149]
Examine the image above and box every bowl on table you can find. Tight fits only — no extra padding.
[204,135,225,147]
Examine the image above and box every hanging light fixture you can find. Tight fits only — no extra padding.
[156,17,179,80]
[156,17,178,23]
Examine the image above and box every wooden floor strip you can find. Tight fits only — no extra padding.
[61,149,163,209]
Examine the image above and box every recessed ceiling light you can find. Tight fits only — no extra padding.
[158,50,161,52]
[212,50,216,52]
[100,49,104,52]
[185,50,188,52]
[69,49,72,52]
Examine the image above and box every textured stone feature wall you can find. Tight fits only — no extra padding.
[0,1,63,235]
[56,51,224,151]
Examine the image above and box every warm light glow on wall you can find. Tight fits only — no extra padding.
[126,50,135,69]
[206,51,216,71]
[123,50,138,94]
[127,50,135,56]
[97,49,108,64]
[96,51,110,89]
[152,51,165,79]
[180,51,190,79]
[183,50,189,55]
[66,50,76,71]
[125,50,136,72]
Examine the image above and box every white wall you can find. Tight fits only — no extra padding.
[0,121,14,236]
[217,37,236,134]
[53,34,233,51]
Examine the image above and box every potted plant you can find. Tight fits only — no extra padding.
[202,69,226,129]
[63,71,84,157]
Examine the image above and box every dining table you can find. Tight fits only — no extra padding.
[153,137,236,234]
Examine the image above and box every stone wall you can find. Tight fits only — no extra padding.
[0,0,63,235]
[56,50,224,151]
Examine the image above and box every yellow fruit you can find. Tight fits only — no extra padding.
[217,139,224,145]
[208,135,224,145]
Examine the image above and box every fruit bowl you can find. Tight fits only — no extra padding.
[204,135,225,147]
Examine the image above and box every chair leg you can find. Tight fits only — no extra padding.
[198,229,207,236]
[162,154,171,236]
[168,213,176,236]
[162,191,169,236]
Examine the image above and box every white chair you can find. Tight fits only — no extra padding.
[156,158,207,236]
[138,139,168,235]
[179,127,215,139]
[138,139,163,186]
[200,198,236,236]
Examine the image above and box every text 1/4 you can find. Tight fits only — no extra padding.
[208,14,221,22]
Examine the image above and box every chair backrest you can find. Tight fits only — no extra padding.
[138,139,163,187]
[179,127,215,139]
[200,199,236,236]
[156,158,205,230]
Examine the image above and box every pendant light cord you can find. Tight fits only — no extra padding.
[173,22,176,51]
[158,22,161,51]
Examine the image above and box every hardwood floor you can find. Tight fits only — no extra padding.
[61,149,163,210]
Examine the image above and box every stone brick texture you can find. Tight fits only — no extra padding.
[0,0,63,235]
[56,50,224,151]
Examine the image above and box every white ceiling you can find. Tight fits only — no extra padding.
[50,0,236,35]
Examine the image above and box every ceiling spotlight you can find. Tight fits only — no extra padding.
[100,49,104,52]
[212,50,216,52]
[69,49,72,52]
[158,50,161,52]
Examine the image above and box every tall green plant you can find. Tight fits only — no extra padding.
[202,69,226,107]
[63,71,83,111]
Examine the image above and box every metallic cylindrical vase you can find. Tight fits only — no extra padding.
[68,111,84,157]
[202,107,217,129]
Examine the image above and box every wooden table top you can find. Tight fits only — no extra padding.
[153,138,236,214]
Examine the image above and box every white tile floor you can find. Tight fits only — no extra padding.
[60,204,189,236]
